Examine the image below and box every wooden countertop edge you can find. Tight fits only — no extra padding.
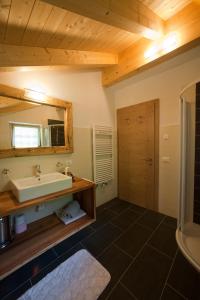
[0,177,96,216]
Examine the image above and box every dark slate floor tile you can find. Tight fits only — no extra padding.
[2,281,32,300]
[107,199,131,214]
[82,223,121,257]
[91,209,116,230]
[168,251,200,300]
[137,210,165,230]
[96,205,108,215]
[31,259,59,286]
[106,283,136,300]
[57,243,86,264]
[54,226,93,256]
[115,223,152,257]
[121,245,171,300]
[0,249,56,299]
[96,199,119,214]
[98,244,132,299]
[129,203,146,215]
[148,223,177,258]
[111,209,140,230]
[161,285,185,300]
[32,243,84,286]
[98,199,118,210]
[162,216,177,229]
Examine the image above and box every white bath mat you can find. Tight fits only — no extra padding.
[18,249,111,300]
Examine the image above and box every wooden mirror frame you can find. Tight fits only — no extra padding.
[0,83,73,158]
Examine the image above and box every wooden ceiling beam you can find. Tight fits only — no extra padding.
[0,44,118,68]
[102,3,200,87]
[42,0,164,39]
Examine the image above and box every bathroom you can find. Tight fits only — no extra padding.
[0,1,200,299]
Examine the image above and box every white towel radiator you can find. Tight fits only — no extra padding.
[92,125,113,185]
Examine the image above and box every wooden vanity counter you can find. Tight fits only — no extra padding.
[0,177,95,217]
[0,178,96,279]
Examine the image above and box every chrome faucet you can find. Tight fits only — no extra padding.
[2,168,10,175]
[34,165,41,179]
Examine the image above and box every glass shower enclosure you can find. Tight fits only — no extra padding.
[177,81,200,272]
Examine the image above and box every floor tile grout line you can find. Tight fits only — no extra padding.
[113,243,134,260]
[95,223,123,259]
[166,283,188,300]
[98,200,147,218]
[52,247,59,258]
[160,215,178,230]
[30,256,60,285]
[110,213,144,231]
[159,248,180,300]
[120,282,138,300]
[98,202,131,215]
[110,204,144,216]
[146,243,176,261]
[106,208,124,216]
[161,222,177,230]
[103,214,167,300]
[95,211,148,259]
[136,215,167,232]
[107,220,125,231]
[2,279,32,300]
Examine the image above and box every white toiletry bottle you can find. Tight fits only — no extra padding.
[65,166,69,175]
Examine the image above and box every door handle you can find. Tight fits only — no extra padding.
[143,158,153,162]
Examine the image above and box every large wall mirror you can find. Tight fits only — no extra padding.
[0,84,73,158]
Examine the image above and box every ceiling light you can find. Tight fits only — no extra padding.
[144,44,159,59]
[143,28,162,40]
[162,32,179,54]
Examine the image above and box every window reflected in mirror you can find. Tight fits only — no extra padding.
[0,98,66,149]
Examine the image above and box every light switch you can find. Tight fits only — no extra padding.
[163,134,169,140]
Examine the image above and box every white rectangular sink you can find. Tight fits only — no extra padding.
[10,172,72,202]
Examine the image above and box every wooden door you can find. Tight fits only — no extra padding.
[117,100,159,210]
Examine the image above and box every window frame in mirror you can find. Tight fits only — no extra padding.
[0,83,73,158]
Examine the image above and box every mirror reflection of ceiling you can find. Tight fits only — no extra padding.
[0,96,65,149]
[0,96,39,114]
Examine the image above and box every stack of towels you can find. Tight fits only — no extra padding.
[56,200,86,225]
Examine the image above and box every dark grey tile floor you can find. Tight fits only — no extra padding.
[1,198,200,300]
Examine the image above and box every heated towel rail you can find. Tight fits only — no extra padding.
[92,125,113,184]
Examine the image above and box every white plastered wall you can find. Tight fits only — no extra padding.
[109,45,200,218]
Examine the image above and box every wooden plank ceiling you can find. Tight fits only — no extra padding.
[0,0,140,52]
[0,0,199,86]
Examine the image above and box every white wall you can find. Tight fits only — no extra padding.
[110,45,200,218]
[0,70,117,223]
